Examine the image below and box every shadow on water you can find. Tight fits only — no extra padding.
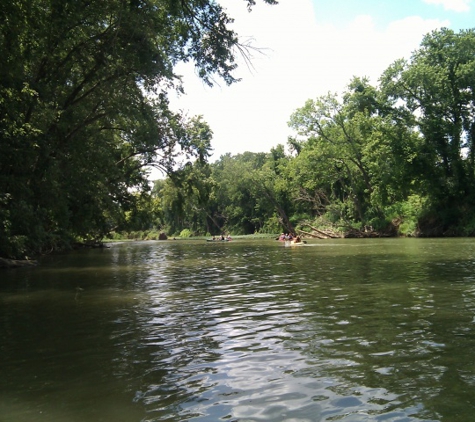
[2,238,475,421]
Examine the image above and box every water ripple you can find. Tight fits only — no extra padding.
[4,239,475,421]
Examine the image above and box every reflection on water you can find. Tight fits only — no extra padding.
[2,239,475,421]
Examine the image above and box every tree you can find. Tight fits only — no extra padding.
[288,77,419,231]
[0,0,276,258]
[210,152,268,234]
[380,28,475,231]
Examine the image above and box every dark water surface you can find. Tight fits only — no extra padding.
[2,238,475,421]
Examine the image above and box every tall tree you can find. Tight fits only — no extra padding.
[0,0,276,258]
[288,77,418,230]
[380,28,475,230]
[211,152,270,234]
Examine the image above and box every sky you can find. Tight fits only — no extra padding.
[166,0,475,165]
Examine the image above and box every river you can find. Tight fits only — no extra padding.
[1,238,475,421]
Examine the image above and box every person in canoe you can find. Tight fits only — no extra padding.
[293,235,302,244]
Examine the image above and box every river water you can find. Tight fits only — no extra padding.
[2,238,475,421]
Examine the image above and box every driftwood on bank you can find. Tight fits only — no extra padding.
[0,257,38,268]
[299,220,397,239]
[298,222,342,239]
[298,229,331,239]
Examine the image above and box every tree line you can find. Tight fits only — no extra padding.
[139,28,475,240]
[2,1,475,259]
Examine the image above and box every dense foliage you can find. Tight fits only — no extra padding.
[0,0,275,258]
[3,8,475,258]
[149,28,475,239]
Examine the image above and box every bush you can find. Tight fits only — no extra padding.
[179,228,192,238]
[399,218,418,236]
[385,195,427,236]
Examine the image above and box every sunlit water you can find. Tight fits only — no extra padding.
[2,238,475,421]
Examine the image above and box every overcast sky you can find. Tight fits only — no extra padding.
[167,0,475,164]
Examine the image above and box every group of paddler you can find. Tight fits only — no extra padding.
[278,233,303,245]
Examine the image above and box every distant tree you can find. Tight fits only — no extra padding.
[288,77,418,231]
[210,153,269,234]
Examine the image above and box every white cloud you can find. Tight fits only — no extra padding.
[167,0,449,163]
[423,0,471,12]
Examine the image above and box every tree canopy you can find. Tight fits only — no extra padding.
[147,28,475,240]
[0,0,276,258]
[3,15,475,257]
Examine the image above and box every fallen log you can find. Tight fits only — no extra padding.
[0,257,38,269]
[297,228,337,239]
[299,223,341,239]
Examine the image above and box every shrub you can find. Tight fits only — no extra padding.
[179,229,192,238]
[386,195,427,236]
